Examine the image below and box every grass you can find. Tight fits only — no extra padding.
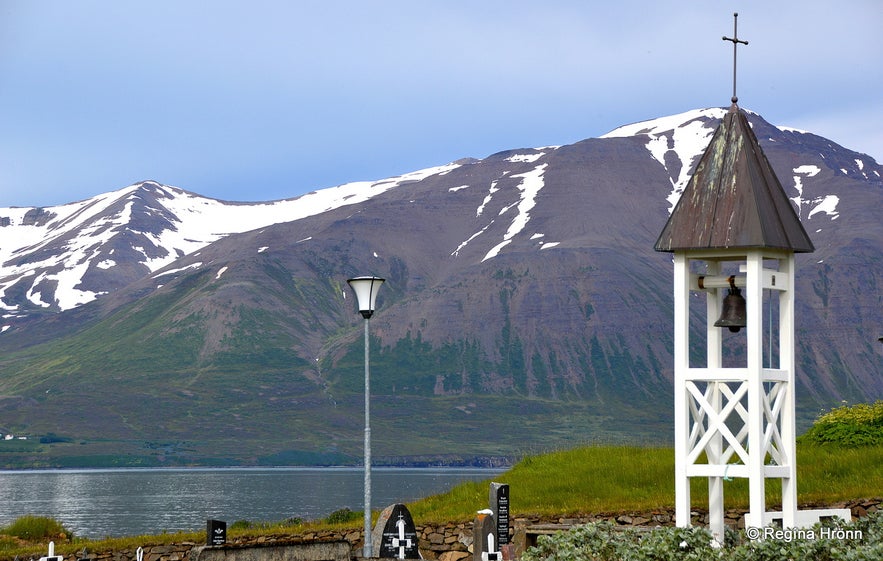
[2,443,880,559]
[410,443,883,523]
[1,515,72,541]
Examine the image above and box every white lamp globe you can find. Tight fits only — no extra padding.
[347,276,385,319]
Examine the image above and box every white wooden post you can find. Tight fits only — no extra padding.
[673,253,690,527]
[744,253,763,528]
[779,254,798,528]
[705,261,724,544]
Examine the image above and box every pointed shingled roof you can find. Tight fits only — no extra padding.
[654,104,814,253]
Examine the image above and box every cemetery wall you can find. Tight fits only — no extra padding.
[24,499,880,561]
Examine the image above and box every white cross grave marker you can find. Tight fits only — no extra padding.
[391,514,413,560]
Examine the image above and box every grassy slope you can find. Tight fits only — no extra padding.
[409,443,883,523]
[0,265,675,467]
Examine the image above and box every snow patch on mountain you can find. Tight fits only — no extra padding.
[808,196,840,220]
[777,125,809,135]
[602,108,725,212]
[153,262,204,279]
[476,178,503,217]
[482,164,548,262]
[790,165,839,221]
[451,223,492,257]
[505,152,546,164]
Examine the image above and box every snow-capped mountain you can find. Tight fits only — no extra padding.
[0,165,457,322]
[7,106,871,323]
[0,107,879,467]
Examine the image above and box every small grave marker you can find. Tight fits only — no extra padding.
[206,519,226,546]
[473,510,499,561]
[372,503,420,559]
[39,541,64,561]
[488,482,510,545]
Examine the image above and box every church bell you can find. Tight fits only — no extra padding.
[714,279,747,333]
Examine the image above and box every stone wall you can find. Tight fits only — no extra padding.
[19,499,880,561]
[192,541,351,561]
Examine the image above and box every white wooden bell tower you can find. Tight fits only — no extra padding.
[656,103,815,543]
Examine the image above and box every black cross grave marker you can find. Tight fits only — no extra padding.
[375,503,420,559]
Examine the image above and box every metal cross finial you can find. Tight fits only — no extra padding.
[722,12,749,104]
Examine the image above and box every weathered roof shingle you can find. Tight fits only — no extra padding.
[654,104,814,253]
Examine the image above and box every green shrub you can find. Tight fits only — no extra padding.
[522,522,720,561]
[229,518,302,531]
[799,400,883,446]
[0,515,72,541]
[522,512,882,561]
[324,508,360,524]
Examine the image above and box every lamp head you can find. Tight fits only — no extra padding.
[347,276,385,319]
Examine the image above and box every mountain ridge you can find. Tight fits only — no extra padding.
[0,107,880,467]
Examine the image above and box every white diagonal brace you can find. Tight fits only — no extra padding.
[685,381,749,465]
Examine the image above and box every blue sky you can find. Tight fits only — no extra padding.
[2,1,880,207]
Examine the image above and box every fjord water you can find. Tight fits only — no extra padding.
[0,467,501,539]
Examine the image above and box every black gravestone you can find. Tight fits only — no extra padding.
[372,503,420,559]
[206,519,226,546]
[489,482,510,545]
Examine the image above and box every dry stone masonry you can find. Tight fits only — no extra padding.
[15,499,879,561]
